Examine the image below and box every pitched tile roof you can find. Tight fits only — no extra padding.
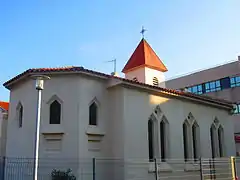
[0,101,9,111]
[122,39,168,73]
[3,66,233,110]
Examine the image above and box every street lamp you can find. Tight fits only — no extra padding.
[31,75,50,180]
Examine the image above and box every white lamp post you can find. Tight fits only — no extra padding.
[31,75,50,180]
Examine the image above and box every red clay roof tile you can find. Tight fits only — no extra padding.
[3,66,233,109]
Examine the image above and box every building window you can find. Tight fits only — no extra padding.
[132,77,138,82]
[153,77,159,86]
[183,121,190,161]
[187,85,203,94]
[210,119,224,158]
[210,124,217,158]
[234,104,240,114]
[17,103,23,128]
[192,122,200,161]
[160,117,169,162]
[218,126,224,157]
[148,119,154,162]
[89,102,98,125]
[183,113,200,162]
[205,80,221,93]
[50,100,61,124]
[148,106,169,162]
[230,76,240,88]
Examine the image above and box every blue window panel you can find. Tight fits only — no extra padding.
[198,85,202,91]
[188,87,192,92]
[210,82,215,89]
[216,80,220,87]
[236,76,240,83]
[220,77,230,89]
[205,80,222,93]
[230,76,240,87]
[187,84,203,95]
[205,83,210,90]
[192,86,198,93]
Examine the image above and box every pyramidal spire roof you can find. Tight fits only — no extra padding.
[122,38,168,73]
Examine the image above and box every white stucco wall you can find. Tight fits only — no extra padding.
[124,67,165,87]
[118,87,235,159]
[5,73,236,180]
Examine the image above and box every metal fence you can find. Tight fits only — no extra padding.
[0,157,237,180]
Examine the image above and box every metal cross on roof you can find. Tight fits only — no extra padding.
[140,26,147,38]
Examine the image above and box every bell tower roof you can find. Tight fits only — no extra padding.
[122,38,168,73]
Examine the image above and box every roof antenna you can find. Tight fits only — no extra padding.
[140,26,147,39]
[105,59,118,76]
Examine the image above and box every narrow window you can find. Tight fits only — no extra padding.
[50,100,61,124]
[210,125,216,158]
[89,102,97,125]
[18,104,23,128]
[192,123,198,160]
[218,126,224,157]
[153,77,159,86]
[148,119,154,162]
[160,120,166,162]
[183,121,189,161]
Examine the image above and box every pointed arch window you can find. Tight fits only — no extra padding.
[148,119,154,162]
[210,124,217,158]
[148,106,169,162]
[192,122,200,161]
[183,113,200,162]
[89,102,98,126]
[218,125,224,157]
[183,121,190,161]
[160,117,169,162]
[153,77,159,86]
[50,100,61,124]
[210,119,225,158]
[17,103,23,128]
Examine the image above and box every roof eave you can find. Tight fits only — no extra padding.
[3,69,110,90]
[113,80,233,111]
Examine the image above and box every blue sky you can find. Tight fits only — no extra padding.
[1,0,240,101]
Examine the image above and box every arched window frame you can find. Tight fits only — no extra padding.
[16,102,23,128]
[89,97,100,126]
[210,118,225,158]
[47,95,63,125]
[183,113,200,162]
[159,115,169,162]
[148,105,169,162]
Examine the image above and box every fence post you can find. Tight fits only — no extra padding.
[199,157,203,180]
[92,158,96,180]
[154,158,158,180]
[209,158,212,180]
[231,156,237,180]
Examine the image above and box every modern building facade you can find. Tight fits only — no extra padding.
[165,58,240,153]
